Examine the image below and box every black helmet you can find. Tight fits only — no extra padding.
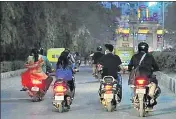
[97,46,102,51]
[38,48,44,55]
[138,42,149,53]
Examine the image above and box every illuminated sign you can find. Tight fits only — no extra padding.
[116,28,130,34]
[116,28,123,34]
[122,29,130,34]
[138,29,149,34]
[138,27,149,34]
[122,43,129,47]
[157,30,163,35]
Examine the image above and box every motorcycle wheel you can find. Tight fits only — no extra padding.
[139,99,145,117]
[107,102,113,112]
[32,96,39,102]
[58,103,64,113]
[72,88,75,99]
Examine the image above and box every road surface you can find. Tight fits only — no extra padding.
[1,66,176,119]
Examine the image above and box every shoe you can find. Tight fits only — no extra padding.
[20,87,27,91]
[67,105,70,109]
[146,107,153,112]
[130,96,135,103]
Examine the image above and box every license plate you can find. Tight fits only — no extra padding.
[104,94,113,99]
[136,89,146,94]
[55,96,64,101]
[31,87,39,91]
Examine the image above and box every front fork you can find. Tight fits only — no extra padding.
[138,93,144,102]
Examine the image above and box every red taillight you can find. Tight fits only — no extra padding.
[104,85,112,91]
[32,79,42,85]
[105,91,112,94]
[54,85,67,93]
[135,77,148,86]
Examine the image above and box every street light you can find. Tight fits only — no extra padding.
[162,2,165,49]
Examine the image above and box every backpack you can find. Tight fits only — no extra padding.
[128,53,146,85]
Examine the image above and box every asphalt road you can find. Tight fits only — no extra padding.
[1,66,176,119]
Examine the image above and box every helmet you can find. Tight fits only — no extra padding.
[38,48,44,55]
[97,46,102,51]
[138,42,149,53]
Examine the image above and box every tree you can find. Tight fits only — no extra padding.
[1,1,121,61]
[165,2,176,31]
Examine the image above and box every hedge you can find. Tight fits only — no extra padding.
[152,51,176,73]
[1,61,25,73]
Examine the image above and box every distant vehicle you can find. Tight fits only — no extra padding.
[47,48,65,71]
[114,47,134,73]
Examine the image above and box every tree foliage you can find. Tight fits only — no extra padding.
[1,2,121,61]
[165,2,176,31]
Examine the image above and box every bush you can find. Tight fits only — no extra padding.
[152,51,176,72]
[1,61,25,73]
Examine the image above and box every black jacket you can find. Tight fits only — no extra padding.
[128,52,159,77]
[99,53,122,78]
[92,52,104,64]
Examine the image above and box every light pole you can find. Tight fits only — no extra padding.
[162,2,165,49]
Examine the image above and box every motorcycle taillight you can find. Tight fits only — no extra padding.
[135,77,148,87]
[104,85,112,91]
[54,85,67,93]
[32,79,42,85]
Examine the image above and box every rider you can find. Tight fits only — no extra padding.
[92,46,104,76]
[74,52,81,68]
[21,48,53,92]
[128,42,160,110]
[38,48,52,73]
[98,44,122,102]
[60,48,75,67]
[58,49,75,94]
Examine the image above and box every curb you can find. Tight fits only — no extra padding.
[0,63,90,79]
[1,69,26,79]
[155,71,176,94]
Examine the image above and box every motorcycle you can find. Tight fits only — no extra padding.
[52,68,76,113]
[99,76,121,112]
[52,79,73,113]
[21,78,46,102]
[95,64,103,81]
[20,62,48,102]
[131,76,153,117]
